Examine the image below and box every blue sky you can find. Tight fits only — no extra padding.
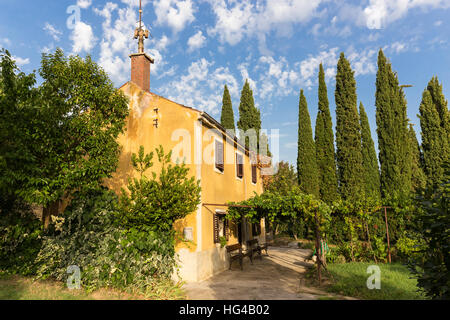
[1,0,449,166]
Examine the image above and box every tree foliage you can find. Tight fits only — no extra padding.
[335,53,364,201]
[419,77,449,190]
[409,173,450,300]
[359,102,381,199]
[315,63,339,204]
[118,145,201,232]
[297,89,319,197]
[375,49,411,200]
[220,84,235,134]
[237,80,261,151]
[0,49,129,226]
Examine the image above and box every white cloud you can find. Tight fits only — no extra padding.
[390,41,408,54]
[187,31,206,52]
[77,0,92,9]
[12,56,30,66]
[94,1,166,85]
[70,21,96,54]
[44,23,62,41]
[160,58,239,115]
[364,0,450,29]
[154,0,195,33]
[207,0,323,47]
[0,38,11,48]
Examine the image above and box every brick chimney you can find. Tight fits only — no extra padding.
[130,53,154,92]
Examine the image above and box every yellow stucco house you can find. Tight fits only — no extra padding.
[105,16,268,282]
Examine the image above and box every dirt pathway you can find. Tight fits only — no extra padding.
[184,246,348,300]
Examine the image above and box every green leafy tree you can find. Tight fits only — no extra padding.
[419,77,449,190]
[265,161,297,195]
[315,63,339,204]
[297,89,319,197]
[359,102,381,199]
[335,53,364,201]
[375,49,411,200]
[119,145,201,232]
[237,80,261,151]
[1,48,130,227]
[220,85,235,135]
[0,50,40,213]
[409,172,450,299]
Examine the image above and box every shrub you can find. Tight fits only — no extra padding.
[0,201,42,275]
[118,146,201,233]
[409,176,450,300]
[35,188,177,294]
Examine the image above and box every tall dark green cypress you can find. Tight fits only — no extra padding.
[237,80,261,151]
[315,63,338,203]
[408,123,426,192]
[375,49,411,199]
[297,89,319,197]
[359,102,381,199]
[335,53,364,201]
[220,85,235,135]
[419,79,449,189]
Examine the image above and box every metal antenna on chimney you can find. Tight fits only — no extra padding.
[134,0,149,53]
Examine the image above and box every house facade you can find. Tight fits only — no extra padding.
[105,11,268,282]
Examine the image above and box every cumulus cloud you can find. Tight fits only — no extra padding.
[159,58,239,115]
[70,21,97,54]
[187,31,206,52]
[12,56,30,66]
[44,23,62,41]
[77,0,92,9]
[154,0,195,33]
[94,1,166,85]
[207,0,323,46]
[363,0,450,29]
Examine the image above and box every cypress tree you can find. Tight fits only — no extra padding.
[375,49,411,199]
[237,80,261,151]
[359,102,381,199]
[419,82,449,189]
[335,53,364,201]
[220,85,235,135]
[408,123,426,192]
[297,89,319,197]
[315,63,339,204]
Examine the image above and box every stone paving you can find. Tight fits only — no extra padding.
[184,246,342,300]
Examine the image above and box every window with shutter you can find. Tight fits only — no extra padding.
[236,153,243,178]
[215,140,224,172]
[213,214,220,243]
[251,164,257,184]
[214,213,228,243]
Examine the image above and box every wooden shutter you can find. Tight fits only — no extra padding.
[215,140,224,172]
[225,218,229,240]
[236,154,243,178]
[252,164,257,184]
[213,214,220,243]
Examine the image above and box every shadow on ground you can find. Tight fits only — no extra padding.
[184,247,340,300]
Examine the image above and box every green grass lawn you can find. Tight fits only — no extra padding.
[0,274,185,300]
[323,262,426,300]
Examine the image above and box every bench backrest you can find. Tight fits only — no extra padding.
[226,244,242,253]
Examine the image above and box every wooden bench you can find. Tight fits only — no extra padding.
[226,244,252,270]
[247,239,269,259]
